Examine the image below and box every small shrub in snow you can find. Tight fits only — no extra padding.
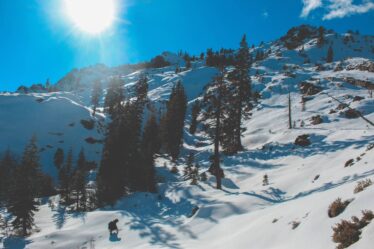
[344,159,354,167]
[200,172,207,181]
[332,210,374,249]
[353,179,372,193]
[170,166,179,174]
[294,134,311,147]
[328,198,352,218]
[80,119,95,130]
[263,174,269,186]
[291,221,300,230]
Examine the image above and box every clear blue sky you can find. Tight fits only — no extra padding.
[0,0,373,91]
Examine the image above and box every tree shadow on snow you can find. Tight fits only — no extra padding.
[2,237,31,249]
[52,204,67,229]
[226,134,374,164]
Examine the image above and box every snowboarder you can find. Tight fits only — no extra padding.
[108,219,119,234]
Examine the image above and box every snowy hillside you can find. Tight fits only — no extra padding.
[1,25,374,249]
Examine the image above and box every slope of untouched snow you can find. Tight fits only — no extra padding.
[1,27,374,249]
[0,92,104,177]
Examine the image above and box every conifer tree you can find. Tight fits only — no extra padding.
[104,77,124,117]
[201,73,228,189]
[189,100,201,134]
[288,92,292,129]
[59,149,73,204]
[7,166,38,236]
[96,120,124,206]
[139,115,159,192]
[327,45,334,63]
[160,80,187,161]
[72,149,88,211]
[317,26,325,48]
[0,150,16,204]
[91,80,102,116]
[53,148,64,171]
[7,137,42,236]
[223,34,252,154]
[20,136,44,196]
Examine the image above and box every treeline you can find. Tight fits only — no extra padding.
[0,34,254,236]
[96,74,187,206]
[0,137,95,236]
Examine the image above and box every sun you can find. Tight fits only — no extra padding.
[64,0,116,34]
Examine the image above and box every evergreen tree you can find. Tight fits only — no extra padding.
[72,149,88,211]
[0,150,16,204]
[223,34,252,154]
[201,73,228,189]
[263,174,269,186]
[327,45,334,63]
[7,166,38,236]
[160,80,187,161]
[59,149,73,204]
[139,115,159,192]
[91,80,102,116]
[317,26,325,48]
[53,148,64,171]
[20,136,44,196]
[189,100,201,134]
[184,152,195,179]
[104,77,124,117]
[7,137,42,236]
[288,92,292,129]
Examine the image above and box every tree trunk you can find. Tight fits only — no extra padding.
[214,106,222,190]
[288,92,292,129]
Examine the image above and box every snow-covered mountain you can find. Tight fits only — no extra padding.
[1,25,374,249]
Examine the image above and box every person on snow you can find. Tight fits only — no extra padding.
[108,219,119,234]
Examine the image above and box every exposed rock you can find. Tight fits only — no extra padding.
[300,82,322,96]
[80,119,95,130]
[353,96,364,102]
[344,109,360,119]
[311,115,323,125]
[295,134,311,147]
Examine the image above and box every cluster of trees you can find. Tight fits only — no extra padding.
[53,148,93,211]
[0,137,55,236]
[206,48,237,67]
[0,137,95,236]
[96,75,187,206]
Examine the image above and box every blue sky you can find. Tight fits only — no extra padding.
[0,0,373,91]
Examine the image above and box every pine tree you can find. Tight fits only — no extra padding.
[263,174,269,186]
[184,152,195,179]
[91,80,102,116]
[317,26,325,48]
[160,80,187,161]
[201,73,228,189]
[189,100,200,134]
[59,149,73,204]
[7,137,42,236]
[0,150,16,204]
[53,148,64,171]
[288,92,292,129]
[72,149,88,211]
[104,77,124,117]
[20,136,44,197]
[327,45,334,63]
[139,115,159,192]
[7,166,39,236]
[223,34,252,154]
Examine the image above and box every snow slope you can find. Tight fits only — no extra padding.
[1,25,374,249]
